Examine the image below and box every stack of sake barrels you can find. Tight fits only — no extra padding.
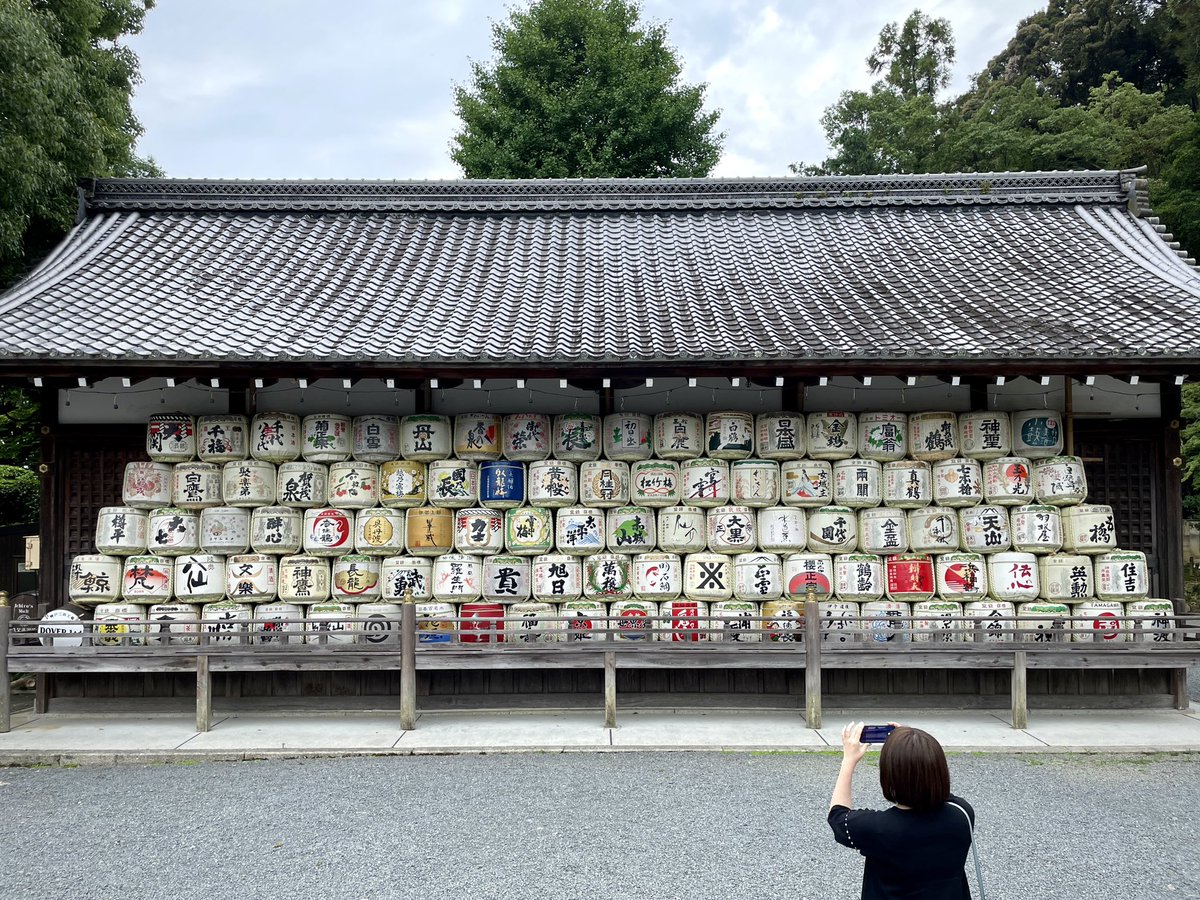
[52,407,1174,649]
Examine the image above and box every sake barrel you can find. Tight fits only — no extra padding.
[92,602,147,647]
[173,554,226,604]
[734,552,784,602]
[610,598,658,641]
[833,553,885,602]
[932,458,983,508]
[958,505,1010,554]
[555,506,605,555]
[579,460,629,508]
[731,459,781,508]
[983,457,1034,506]
[278,555,332,605]
[458,602,505,645]
[658,599,709,642]
[327,461,380,509]
[710,600,761,642]
[454,507,505,555]
[528,460,578,508]
[331,554,382,602]
[1127,599,1175,643]
[584,552,634,601]
[1011,504,1064,554]
[146,602,201,645]
[121,555,173,604]
[653,412,704,460]
[1034,456,1088,507]
[482,555,532,604]
[909,411,959,461]
[820,600,860,645]
[833,459,882,509]
[302,507,355,557]
[1012,410,1064,459]
[400,414,452,461]
[657,506,707,554]
[858,507,908,556]
[478,459,526,509]
[224,553,277,603]
[147,507,200,556]
[250,412,301,463]
[253,601,306,644]
[706,410,755,459]
[123,461,173,509]
[603,412,654,461]
[505,601,562,643]
[222,460,277,507]
[807,506,858,554]
[95,507,148,556]
[1016,601,1070,643]
[146,412,196,462]
[885,555,935,603]
[301,413,351,463]
[912,600,962,643]
[966,599,1015,641]
[352,414,400,463]
[862,599,912,643]
[680,458,729,508]
[532,554,583,602]
[958,411,1011,461]
[354,508,406,556]
[432,553,483,602]
[201,600,253,643]
[630,460,681,508]
[505,506,555,556]
[172,462,223,509]
[1039,553,1093,603]
[762,599,805,643]
[427,459,477,508]
[453,412,503,461]
[502,412,551,461]
[807,411,857,460]
[907,507,959,555]
[708,505,757,554]
[882,461,932,509]
[381,556,433,602]
[784,552,834,600]
[197,414,249,463]
[1072,599,1126,643]
[249,505,302,555]
[404,507,454,556]
[755,412,806,460]
[935,553,988,601]
[683,552,733,601]
[987,551,1040,601]
[307,602,357,644]
[757,507,807,555]
[607,506,656,554]
[357,602,404,646]
[631,552,683,601]
[1095,550,1149,601]
[199,506,251,555]
[781,460,833,508]
[415,601,455,644]
[552,413,602,462]
[858,412,907,462]
[38,608,86,648]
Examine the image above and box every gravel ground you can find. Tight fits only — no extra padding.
[0,752,1196,900]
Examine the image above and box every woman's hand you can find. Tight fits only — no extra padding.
[841,721,869,766]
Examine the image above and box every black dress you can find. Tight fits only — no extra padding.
[827,794,975,900]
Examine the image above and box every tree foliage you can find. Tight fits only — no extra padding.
[0,465,38,527]
[867,10,955,99]
[451,0,723,178]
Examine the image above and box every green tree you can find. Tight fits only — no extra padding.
[1152,111,1200,255]
[0,465,38,527]
[451,0,722,178]
[867,9,955,99]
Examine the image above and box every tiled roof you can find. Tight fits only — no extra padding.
[2,171,1199,370]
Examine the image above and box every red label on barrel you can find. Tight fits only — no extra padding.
[1093,611,1120,640]
[787,572,830,594]
[460,603,504,644]
[668,601,701,643]
[887,557,934,595]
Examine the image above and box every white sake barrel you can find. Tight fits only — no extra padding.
[147,507,200,556]
[405,507,454,556]
[199,506,250,555]
[400,414,452,461]
[352,414,400,463]
[381,556,433,602]
[762,599,805,643]
[302,507,355,557]
[734,552,784,601]
[807,411,857,460]
[478,459,526,510]
[250,412,301,463]
[862,600,911,643]
[858,412,907,462]
[248,505,303,555]
[427,459,477,508]
[355,508,406,556]
[820,600,860,644]
[453,412,503,461]
[958,505,1010,554]
[307,602,357,644]
[631,552,682,600]
[503,413,552,461]
[69,554,123,605]
[833,459,882,509]
[276,461,328,509]
[457,602,505,645]
[983,457,1034,506]
[909,411,959,461]
[253,601,306,644]
[781,459,833,508]
[907,507,959,555]
[657,599,709,642]
[482,555,532,604]
[611,598,658,641]
[710,600,761,642]
[858,507,907,556]
[327,462,380,509]
[958,411,1011,461]
[505,506,555,556]
[560,599,607,642]
[884,554,936,603]
[932,458,983,508]
[1034,456,1088,506]
[552,413,602,462]
[683,552,733,601]
[1010,504,1064,554]
[1095,550,1149,601]
[882,460,932,509]
[379,460,428,509]
[123,461,173,509]
[807,506,858,554]
[433,553,483,602]
[579,460,630,508]
[197,415,249,463]
[224,554,277,603]
[987,551,1040,601]
[301,413,351,463]
[680,458,730,508]
[913,600,963,643]
[706,410,755,459]
[532,554,583,602]
[93,602,147,647]
[278,555,332,605]
[201,600,253,643]
[783,552,834,600]
[731,459,781,508]
[222,460,276,507]
[755,412,806,460]
[146,413,196,463]
[331,554,382,603]
[556,506,605,555]
[584,552,634,601]
[172,462,223,509]
[173,554,226,604]
[505,602,561,644]
[630,460,681,508]
[528,460,578,508]
[1127,599,1174,643]
[606,506,656,554]
[603,413,654,461]
[1039,553,1093,603]
[454,507,505,555]
[146,602,201,645]
[39,608,86,648]
[1072,599,1126,643]
[965,599,1015,641]
[1012,410,1065,459]
[414,601,456,644]
[657,506,707,554]
[1017,601,1070,643]
[834,553,885,602]
[653,412,704,460]
[935,553,988,601]
[121,555,173,603]
[96,507,148,556]
[757,507,807,554]
[707,505,757,554]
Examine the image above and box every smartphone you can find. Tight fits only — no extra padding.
[860,724,896,743]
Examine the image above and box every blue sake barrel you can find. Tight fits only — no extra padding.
[478,460,526,509]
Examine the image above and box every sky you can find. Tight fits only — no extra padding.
[125,1,1049,180]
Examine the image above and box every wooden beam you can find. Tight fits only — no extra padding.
[1011,650,1028,729]
[196,654,212,732]
[400,594,417,730]
[805,594,822,729]
[604,651,617,729]
[0,597,10,733]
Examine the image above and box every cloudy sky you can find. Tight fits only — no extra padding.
[126,1,1048,180]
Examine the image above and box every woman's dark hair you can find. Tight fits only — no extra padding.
[878,726,951,811]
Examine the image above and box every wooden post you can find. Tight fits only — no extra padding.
[195,653,212,733]
[0,592,11,734]
[604,650,617,729]
[400,589,417,731]
[1171,668,1189,711]
[804,586,821,729]
[1011,650,1028,729]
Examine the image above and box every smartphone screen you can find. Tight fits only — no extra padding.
[860,724,896,743]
